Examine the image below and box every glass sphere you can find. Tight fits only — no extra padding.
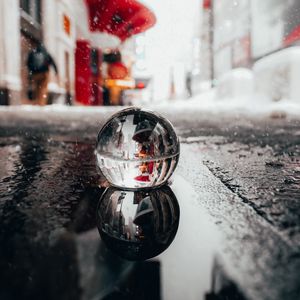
[96,186,180,260]
[96,108,180,190]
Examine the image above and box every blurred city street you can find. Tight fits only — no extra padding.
[1,0,300,299]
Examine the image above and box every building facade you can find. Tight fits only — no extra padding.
[199,0,300,83]
[0,0,22,105]
[0,0,90,105]
[212,0,251,79]
[0,0,142,106]
[198,0,213,85]
[43,0,78,104]
[251,0,300,59]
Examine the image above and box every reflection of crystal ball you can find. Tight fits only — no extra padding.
[96,186,180,260]
[96,108,180,189]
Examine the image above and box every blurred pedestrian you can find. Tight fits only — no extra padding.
[27,43,58,105]
[186,71,192,98]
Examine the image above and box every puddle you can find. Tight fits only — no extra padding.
[0,136,244,300]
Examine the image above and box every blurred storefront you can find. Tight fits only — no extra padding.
[252,0,300,59]
[0,0,78,105]
[43,0,77,105]
[0,0,155,106]
[200,0,300,83]
[212,0,251,79]
[81,0,156,106]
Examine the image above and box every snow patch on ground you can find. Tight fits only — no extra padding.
[0,90,300,118]
[253,47,300,102]
[150,90,300,117]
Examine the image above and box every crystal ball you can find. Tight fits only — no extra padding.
[96,186,180,260]
[96,108,180,189]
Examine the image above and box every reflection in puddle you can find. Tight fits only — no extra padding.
[0,133,244,299]
[96,185,180,260]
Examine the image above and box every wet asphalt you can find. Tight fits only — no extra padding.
[0,107,299,300]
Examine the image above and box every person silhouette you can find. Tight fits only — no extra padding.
[27,43,58,105]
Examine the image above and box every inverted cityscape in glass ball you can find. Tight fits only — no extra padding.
[96,108,180,190]
[96,186,180,260]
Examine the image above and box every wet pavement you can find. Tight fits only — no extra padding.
[0,107,300,300]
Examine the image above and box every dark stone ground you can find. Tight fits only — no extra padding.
[0,107,299,300]
[178,116,300,247]
[175,114,300,300]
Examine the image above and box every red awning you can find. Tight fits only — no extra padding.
[85,0,156,42]
[203,0,211,9]
[284,24,300,46]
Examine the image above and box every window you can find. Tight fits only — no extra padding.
[35,0,42,24]
[20,0,30,14]
[20,0,42,25]
[63,14,71,36]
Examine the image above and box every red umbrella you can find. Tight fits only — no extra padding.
[107,62,129,79]
[85,0,156,42]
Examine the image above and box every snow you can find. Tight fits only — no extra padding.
[150,90,300,117]
[253,47,300,102]
[216,68,254,99]
[1,88,299,119]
